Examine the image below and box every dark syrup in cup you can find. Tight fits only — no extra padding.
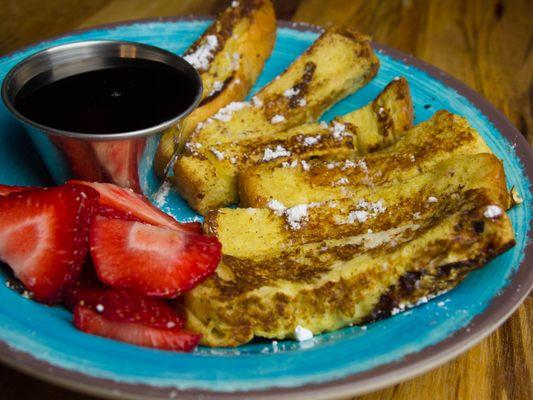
[14,58,197,134]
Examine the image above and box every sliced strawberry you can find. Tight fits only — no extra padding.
[97,205,143,222]
[90,216,221,298]
[64,258,107,311]
[74,305,201,351]
[69,180,202,233]
[64,284,107,311]
[101,289,186,329]
[49,136,103,182]
[76,257,102,285]
[0,184,99,303]
[0,184,34,197]
[91,140,140,192]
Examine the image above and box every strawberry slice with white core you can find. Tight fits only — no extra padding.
[101,289,186,329]
[0,184,34,197]
[68,180,201,234]
[97,205,143,222]
[74,305,200,352]
[90,216,221,297]
[0,185,99,303]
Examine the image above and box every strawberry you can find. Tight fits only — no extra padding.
[74,305,201,351]
[90,216,222,298]
[91,140,140,192]
[0,184,99,303]
[0,184,33,197]
[97,205,143,222]
[64,284,107,311]
[101,289,186,329]
[69,180,202,233]
[64,259,106,311]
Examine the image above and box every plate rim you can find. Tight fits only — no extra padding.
[0,17,531,400]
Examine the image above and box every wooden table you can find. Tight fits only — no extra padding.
[0,1,531,399]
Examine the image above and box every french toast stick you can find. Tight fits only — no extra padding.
[176,71,410,215]
[174,27,380,214]
[206,153,510,258]
[239,110,491,207]
[186,185,514,346]
[154,0,276,177]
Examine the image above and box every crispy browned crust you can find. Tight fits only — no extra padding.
[185,188,515,346]
[339,77,414,153]
[205,153,511,259]
[154,0,276,177]
[171,27,381,214]
[174,77,413,215]
[238,110,492,208]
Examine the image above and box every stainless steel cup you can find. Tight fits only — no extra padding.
[1,40,202,192]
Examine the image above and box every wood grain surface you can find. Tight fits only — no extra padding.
[0,1,531,399]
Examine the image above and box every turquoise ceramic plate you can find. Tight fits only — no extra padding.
[0,19,531,400]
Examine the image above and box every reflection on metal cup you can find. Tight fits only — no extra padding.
[1,40,202,192]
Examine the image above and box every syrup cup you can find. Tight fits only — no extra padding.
[1,40,202,192]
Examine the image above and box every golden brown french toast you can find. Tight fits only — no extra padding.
[174,75,414,215]
[210,77,412,168]
[173,27,380,214]
[333,76,413,154]
[239,110,492,207]
[185,184,514,346]
[154,0,276,176]
[205,153,510,259]
[189,28,379,146]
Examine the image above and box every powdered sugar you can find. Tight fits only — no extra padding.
[484,205,503,218]
[267,199,286,216]
[335,177,349,185]
[212,101,248,122]
[355,160,368,173]
[347,210,369,223]
[267,200,313,230]
[294,325,313,341]
[285,204,309,229]
[281,159,298,168]
[302,135,321,146]
[283,87,300,97]
[210,147,225,160]
[344,199,386,224]
[209,80,224,96]
[262,145,290,161]
[184,35,218,71]
[271,115,286,124]
[251,96,263,108]
[330,121,349,140]
[153,180,172,207]
[185,142,202,152]
[357,199,386,214]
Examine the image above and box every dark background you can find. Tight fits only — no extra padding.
[0,1,531,399]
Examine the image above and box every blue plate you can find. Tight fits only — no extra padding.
[0,19,531,400]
